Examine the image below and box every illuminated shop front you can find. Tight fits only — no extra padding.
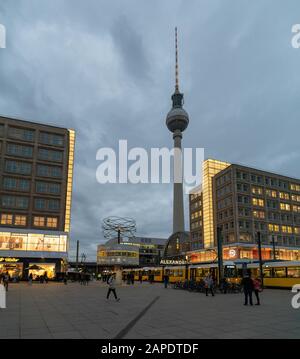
[0,228,68,279]
[188,245,300,264]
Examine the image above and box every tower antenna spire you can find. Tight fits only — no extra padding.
[175,27,179,92]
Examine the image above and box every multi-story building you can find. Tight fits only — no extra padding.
[0,116,75,280]
[97,236,168,269]
[189,185,203,251]
[188,159,300,263]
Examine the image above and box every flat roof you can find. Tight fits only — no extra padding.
[0,114,75,132]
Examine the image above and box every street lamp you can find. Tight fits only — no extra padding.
[271,235,277,261]
[256,231,264,287]
[217,227,224,286]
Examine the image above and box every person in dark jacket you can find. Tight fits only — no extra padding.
[241,274,254,305]
[163,274,169,288]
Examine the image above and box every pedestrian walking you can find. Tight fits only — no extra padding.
[63,273,68,285]
[139,272,142,283]
[28,273,33,285]
[253,277,262,305]
[3,272,9,292]
[163,274,169,288]
[106,273,120,302]
[204,274,215,296]
[241,273,254,306]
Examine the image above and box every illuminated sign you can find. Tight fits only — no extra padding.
[160,259,187,265]
[229,249,237,258]
[0,257,19,263]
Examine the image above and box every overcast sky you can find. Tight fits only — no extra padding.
[1,0,300,260]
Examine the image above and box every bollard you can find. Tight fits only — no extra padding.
[0,284,6,309]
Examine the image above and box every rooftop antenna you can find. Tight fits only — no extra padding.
[175,27,179,93]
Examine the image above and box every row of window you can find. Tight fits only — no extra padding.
[216,184,232,198]
[236,170,300,192]
[4,160,62,178]
[5,143,63,162]
[190,201,201,211]
[191,221,201,230]
[0,213,58,228]
[217,197,232,210]
[190,193,201,201]
[218,209,234,220]
[191,210,202,220]
[220,220,300,234]
[223,233,300,247]
[1,196,60,211]
[2,177,61,194]
[237,196,300,212]
[0,126,65,146]
[215,172,231,186]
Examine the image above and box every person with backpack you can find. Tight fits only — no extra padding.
[106,273,120,302]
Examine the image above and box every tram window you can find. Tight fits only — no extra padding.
[224,267,236,278]
[287,267,300,278]
[263,268,272,278]
[273,267,286,278]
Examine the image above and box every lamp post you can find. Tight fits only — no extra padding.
[271,235,277,261]
[217,227,223,286]
[256,231,264,287]
[76,240,79,272]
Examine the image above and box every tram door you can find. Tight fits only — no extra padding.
[190,268,196,281]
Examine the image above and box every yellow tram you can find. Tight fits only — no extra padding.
[123,260,300,288]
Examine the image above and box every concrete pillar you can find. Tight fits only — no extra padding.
[173,129,184,233]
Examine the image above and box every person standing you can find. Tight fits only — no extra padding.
[28,273,33,285]
[204,274,215,296]
[3,272,9,292]
[63,273,68,285]
[241,273,254,306]
[253,277,262,305]
[163,274,169,288]
[106,273,120,302]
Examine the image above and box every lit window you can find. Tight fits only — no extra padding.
[47,217,58,228]
[253,210,265,219]
[252,198,264,207]
[34,216,45,227]
[252,187,263,195]
[14,215,26,226]
[266,189,277,198]
[279,192,290,200]
[280,203,291,211]
[0,213,13,225]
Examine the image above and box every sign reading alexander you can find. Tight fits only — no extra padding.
[160,259,188,265]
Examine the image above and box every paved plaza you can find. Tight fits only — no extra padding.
[0,281,299,339]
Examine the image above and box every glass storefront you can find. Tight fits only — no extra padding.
[28,263,56,279]
[0,232,67,252]
[188,246,300,263]
[0,261,23,280]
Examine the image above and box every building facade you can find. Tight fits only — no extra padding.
[188,159,300,263]
[0,116,75,279]
[97,236,168,269]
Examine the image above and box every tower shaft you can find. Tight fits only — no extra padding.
[173,129,185,233]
